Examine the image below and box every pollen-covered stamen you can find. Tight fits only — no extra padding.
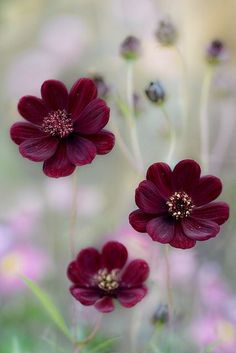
[95,268,120,292]
[166,191,194,220]
[42,109,73,138]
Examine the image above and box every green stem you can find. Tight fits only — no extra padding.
[164,245,173,326]
[160,105,176,164]
[68,171,79,258]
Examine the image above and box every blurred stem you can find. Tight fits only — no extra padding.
[164,245,173,327]
[160,105,176,164]
[69,171,79,258]
[126,61,144,173]
[73,315,102,352]
[199,65,214,172]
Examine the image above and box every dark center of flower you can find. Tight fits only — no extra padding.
[95,268,120,292]
[41,109,73,138]
[166,191,194,220]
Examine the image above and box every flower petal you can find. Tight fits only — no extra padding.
[192,202,229,225]
[121,260,149,287]
[94,297,115,313]
[67,135,97,166]
[18,95,50,125]
[86,130,115,155]
[41,79,69,111]
[102,241,128,271]
[129,210,154,232]
[169,224,196,249]
[172,159,201,194]
[10,122,46,145]
[19,136,58,162]
[135,180,167,214]
[191,176,222,206]
[76,248,101,276]
[146,162,173,199]
[67,261,88,286]
[69,78,97,118]
[182,217,220,241]
[70,286,101,305]
[73,98,110,134]
[146,216,174,243]
[43,141,75,178]
[117,287,147,308]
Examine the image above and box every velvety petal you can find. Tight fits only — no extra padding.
[102,241,128,271]
[41,79,69,111]
[67,261,88,286]
[121,260,149,287]
[191,176,222,206]
[76,248,101,276]
[18,95,50,125]
[43,141,75,178]
[135,180,167,214]
[172,159,201,194]
[10,122,46,145]
[67,135,97,166]
[146,216,174,243]
[129,210,154,233]
[192,202,229,225]
[19,136,58,162]
[169,223,196,249]
[94,297,115,313]
[70,286,101,305]
[117,287,147,308]
[86,130,115,155]
[146,162,173,199]
[69,78,97,118]
[182,217,220,241]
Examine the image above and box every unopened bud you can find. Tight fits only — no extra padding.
[145,81,166,105]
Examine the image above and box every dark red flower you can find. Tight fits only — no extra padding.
[67,241,149,313]
[129,159,229,249]
[10,79,115,178]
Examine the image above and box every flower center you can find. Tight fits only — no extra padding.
[166,191,194,220]
[41,109,73,138]
[95,268,120,292]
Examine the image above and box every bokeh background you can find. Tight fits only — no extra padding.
[0,0,236,352]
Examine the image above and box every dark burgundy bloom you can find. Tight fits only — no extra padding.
[67,241,149,313]
[10,79,115,178]
[129,159,229,249]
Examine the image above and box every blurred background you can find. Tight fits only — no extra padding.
[0,0,236,352]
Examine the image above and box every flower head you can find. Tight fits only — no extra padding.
[91,74,110,100]
[129,159,229,249]
[145,81,166,105]
[155,18,178,46]
[67,241,149,313]
[206,39,227,64]
[120,35,141,61]
[10,79,115,178]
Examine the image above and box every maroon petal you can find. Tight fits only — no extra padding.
[192,202,229,225]
[67,261,89,286]
[69,78,97,118]
[191,176,222,206]
[73,98,110,134]
[169,224,196,249]
[172,159,201,194]
[76,248,101,276]
[67,135,97,166]
[95,297,115,313]
[10,122,46,145]
[146,216,174,243]
[43,141,75,178]
[135,180,167,214]
[41,80,69,111]
[146,162,173,199]
[70,286,101,305]
[182,217,220,241]
[18,96,50,125]
[129,210,154,233]
[86,130,115,155]
[102,241,128,271]
[19,136,58,162]
[117,287,147,308]
[121,260,149,287]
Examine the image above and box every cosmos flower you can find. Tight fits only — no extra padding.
[10,78,115,178]
[67,241,149,313]
[120,35,141,60]
[129,159,229,249]
[206,39,228,64]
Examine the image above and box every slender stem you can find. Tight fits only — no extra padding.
[199,65,214,172]
[164,245,173,326]
[73,315,102,352]
[160,105,176,165]
[68,171,79,258]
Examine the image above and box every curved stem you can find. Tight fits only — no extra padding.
[199,66,214,172]
[73,315,102,352]
[68,171,79,258]
[160,105,176,165]
[164,245,173,326]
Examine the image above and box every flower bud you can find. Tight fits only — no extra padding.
[91,74,110,99]
[145,81,166,105]
[120,35,141,60]
[155,18,178,46]
[152,304,169,325]
[206,39,227,64]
